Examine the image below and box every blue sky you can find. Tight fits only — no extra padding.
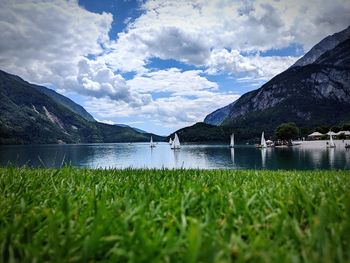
[77,0,301,134]
[1,0,349,135]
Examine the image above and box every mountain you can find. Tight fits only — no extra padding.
[182,27,350,141]
[168,122,226,143]
[33,85,95,122]
[203,103,234,126]
[292,26,350,67]
[115,124,147,134]
[205,26,350,127]
[0,70,165,144]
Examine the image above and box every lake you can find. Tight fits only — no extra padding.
[1,140,349,169]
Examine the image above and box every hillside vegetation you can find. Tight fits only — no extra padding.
[0,70,164,144]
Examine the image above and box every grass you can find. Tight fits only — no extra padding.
[0,167,349,262]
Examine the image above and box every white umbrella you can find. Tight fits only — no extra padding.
[327,131,337,136]
[308,132,323,137]
[336,131,350,136]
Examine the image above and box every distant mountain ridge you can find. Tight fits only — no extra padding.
[203,103,234,126]
[33,85,95,122]
[204,26,350,127]
[115,124,147,134]
[0,70,164,144]
[180,26,350,141]
[292,26,350,67]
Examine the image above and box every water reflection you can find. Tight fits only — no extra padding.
[261,148,267,168]
[328,148,335,168]
[0,141,349,169]
[230,148,235,165]
[173,149,180,168]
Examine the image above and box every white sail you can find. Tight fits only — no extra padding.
[169,138,173,145]
[261,132,267,148]
[329,135,335,147]
[230,133,234,148]
[171,133,181,149]
[150,136,156,148]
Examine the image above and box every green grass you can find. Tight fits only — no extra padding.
[0,168,349,262]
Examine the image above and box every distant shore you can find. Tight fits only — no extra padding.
[292,139,350,148]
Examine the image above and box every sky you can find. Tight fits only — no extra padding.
[0,0,350,135]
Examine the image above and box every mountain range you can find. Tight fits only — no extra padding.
[0,70,165,144]
[173,26,350,142]
[1,26,349,145]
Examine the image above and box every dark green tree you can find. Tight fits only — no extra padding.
[342,123,350,131]
[338,133,346,140]
[316,126,330,134]
[275,122,300,141]
[331,126,341,132]
[300,127,311,137]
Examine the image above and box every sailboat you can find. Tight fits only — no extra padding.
[150,136,156,148]
[229,133,234,148]
[327,135,336,148]
[169,137,173,145]
[171,133,181,149]
[256,132,267,148]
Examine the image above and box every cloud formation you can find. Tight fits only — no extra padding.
[1,0,349,132]
[85,93,240,131]
[0,0,112,86]
[127,68,218,95]
[106,0,350,74]
[84,68,239,129]
[206,49,298,80]
[71,58,151,106]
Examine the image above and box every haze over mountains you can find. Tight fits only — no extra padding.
[174,26,350,142]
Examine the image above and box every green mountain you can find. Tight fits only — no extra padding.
[32,85,95,122]
[0,70,165,144]
[169,122,226,143]
[177,27,350,142]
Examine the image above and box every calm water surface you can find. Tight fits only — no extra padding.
[1,140,349,169]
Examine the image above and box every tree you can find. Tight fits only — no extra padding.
[300,127,311,137]
[338,133,346,140]
[342,123,350,131]
[331,126,341,132]
[275,122,300,141]
[316,125,330,134]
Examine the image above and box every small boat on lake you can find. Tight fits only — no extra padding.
[256,132,267,148]
[229,133,234,148]
[150,136,156,148]
[171,133,181,149]
[169,138,173,145]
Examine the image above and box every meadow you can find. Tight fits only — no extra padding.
[0,167,349,262]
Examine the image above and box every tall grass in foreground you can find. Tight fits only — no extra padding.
[0,168,349,262]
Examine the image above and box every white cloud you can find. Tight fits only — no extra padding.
[0,0,150,107]
[0,0,112,87]
[85,68,240,129]
[127,68,218,95]
[105,0,350,73]
[65,58,151,106]
[1,0,349,133]
[85,92,240,130]
[206,49,298,80]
